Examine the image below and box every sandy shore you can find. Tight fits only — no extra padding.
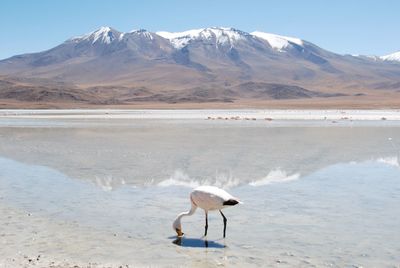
[1,109,400,120]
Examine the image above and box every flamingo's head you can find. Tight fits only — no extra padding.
[175,228,184,237]
[173,218,184,237]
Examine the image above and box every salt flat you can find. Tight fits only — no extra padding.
[0,114,399,267]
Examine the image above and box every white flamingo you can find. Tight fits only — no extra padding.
[173,186,241,238]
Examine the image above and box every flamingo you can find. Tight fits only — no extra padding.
[172,186,241,238]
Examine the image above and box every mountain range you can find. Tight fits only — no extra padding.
[1,26,400,108]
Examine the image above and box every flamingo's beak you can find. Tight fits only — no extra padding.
[176,228,184,237]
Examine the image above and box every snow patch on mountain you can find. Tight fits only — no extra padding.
[131,29,154,40]
[380,51,400,62]
[92,27,115,44]
[355,55,380,61]
[157,27,248,49]
[251,31,303,52]
[156,29,202,48]
[69,26,121,44]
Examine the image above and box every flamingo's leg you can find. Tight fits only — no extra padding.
[204,211,208,236]
[219,210,227,238]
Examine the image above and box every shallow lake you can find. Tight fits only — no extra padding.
[0,117,399,267]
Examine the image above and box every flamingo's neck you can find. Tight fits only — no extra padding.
[173,201,197,230]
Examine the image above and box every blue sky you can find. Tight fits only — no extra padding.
[1,0,399,59]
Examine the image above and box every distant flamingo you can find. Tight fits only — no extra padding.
[173,186,241,238]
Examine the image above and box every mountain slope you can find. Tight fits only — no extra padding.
[0,26,400,107]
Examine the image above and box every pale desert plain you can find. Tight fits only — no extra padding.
[0,109,400,267]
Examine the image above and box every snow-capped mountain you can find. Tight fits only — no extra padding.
[0,26,331,80]
[0,26,174,68]
[380,51,400,62]
[68,26,159,44]
[0,26,400,106]
[157,27,308,53]
[68,26,123,44]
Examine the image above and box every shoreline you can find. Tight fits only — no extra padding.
[1,109,400,121]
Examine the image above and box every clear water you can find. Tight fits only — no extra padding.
[0,118,399,267]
